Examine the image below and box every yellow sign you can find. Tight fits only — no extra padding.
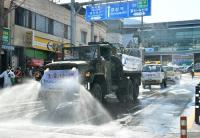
[33,36,69,52]
[25,31,33,47]
[145,61,161,64]
[26,31,70,52]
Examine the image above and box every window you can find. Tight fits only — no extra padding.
[15,7,31,28]
[81,31,87,44]
[15,7,25,26]
[48,18,54,34]
[36,14,46,32]
[24,10,31,28]
[3,8,9,27]
[31,12,36,29]
[15,7,69,39]
[64,25,70,39]
[53,21,64,37]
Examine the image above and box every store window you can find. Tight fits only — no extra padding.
[81,31,87,44]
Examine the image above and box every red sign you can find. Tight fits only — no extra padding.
[27,58,44,67]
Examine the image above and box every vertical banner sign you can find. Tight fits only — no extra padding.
[2,28,10,45]
[86,0,151,21]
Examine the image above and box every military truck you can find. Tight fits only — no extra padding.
[39,42,142,111]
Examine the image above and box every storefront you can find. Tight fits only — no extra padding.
[25,31,70,67]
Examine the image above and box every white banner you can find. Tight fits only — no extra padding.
[122,54,142,72]
[40,70,79,90]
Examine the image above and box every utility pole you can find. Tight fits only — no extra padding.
[90,0,94,42]
[0,0,4,72]
[70,0,76,46]
[140,15,144,65]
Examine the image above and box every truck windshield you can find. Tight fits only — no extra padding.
[63,46,98,60]
[143,65,161,72]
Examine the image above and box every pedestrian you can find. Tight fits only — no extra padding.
[191,68,194,79]
[0,66,15,88]
[14,67,23,84]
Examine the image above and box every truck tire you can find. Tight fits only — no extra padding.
[160,79,167,88]
[164,79,167,88]
[132,80,139,102]
[91,83,103,102]
[116,79,134,103]
[142,83,146,89]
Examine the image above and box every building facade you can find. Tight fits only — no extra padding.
[122,20,200,66]
[0,0,107,72]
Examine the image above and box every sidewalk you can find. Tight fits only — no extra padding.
[163,124,200,138]
[163,106,200,138]
[188,124,200,138]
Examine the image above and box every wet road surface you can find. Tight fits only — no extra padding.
[0,74,198,138]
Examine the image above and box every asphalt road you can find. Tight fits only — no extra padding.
[0,74,198,138]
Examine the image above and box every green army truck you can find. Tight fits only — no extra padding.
[39,42,142,111]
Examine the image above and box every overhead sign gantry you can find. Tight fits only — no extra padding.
[86,0,151,21]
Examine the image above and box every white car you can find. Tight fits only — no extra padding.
[142,64,167,89]
[163,66,181,81]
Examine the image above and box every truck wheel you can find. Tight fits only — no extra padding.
[149,85,151,89]
[116,79,134,103]
[91,83,103,102]
[164,79,167,88]
[142,83,146,89]
[132,80,139,102]
[160,79,166,88]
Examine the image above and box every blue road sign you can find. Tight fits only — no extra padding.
[129,0,151,17]
[107,2,128,19]
[85,0,151,21]
[86,4,107,21]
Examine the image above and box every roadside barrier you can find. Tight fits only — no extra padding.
[180,116,187,138]
[195,85,200,124]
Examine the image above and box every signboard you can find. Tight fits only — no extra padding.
[107,2,128,19]
[2,45,15,51]
[86,0,151,21]
[145,48,154,52]
[122,54,142,72]
[25,32,70,52]
[86,4,107,21]
[2,28,10,45]
[25,31,34,47]
[27,58,44,67]
[173,54,193,66]
[129,0,151,17]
